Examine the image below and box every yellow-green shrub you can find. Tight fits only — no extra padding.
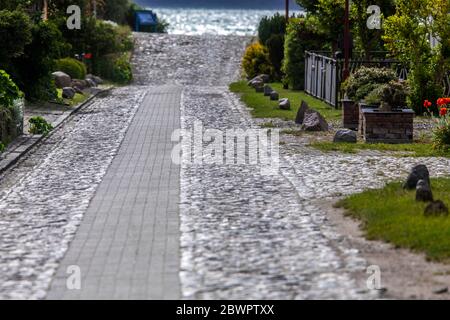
[242,42,273,80]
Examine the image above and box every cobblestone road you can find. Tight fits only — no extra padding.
[1,33,450,299]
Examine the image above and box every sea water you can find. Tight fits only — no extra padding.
[150,8,304,36]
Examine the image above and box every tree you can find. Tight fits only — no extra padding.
[295,0,319,13]
[351,0,396,58]
[383,0,450,113]
[0,10,32,66]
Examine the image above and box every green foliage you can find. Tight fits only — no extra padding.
[258,13,286,45]
[336,179,450,262]
[12,20,65,101]
[0,9,32,65]
[29,116,53,135]
[55,58,87,79]
[433,120,450,151]
[341,67,397,102]
[364,80,409,108]
[315,0,345,51]
[0,72,23,145]
[282,17,324,90]
[95,53,132,84]
[0,141,5,153]
[266,34,285,80]
[101,0,130,24]
[0,70,23,107]
[351,0,396,58]
[383,0,450,114]
[155,18,170,33]
[242,42,274,80]
[295,0,319,13]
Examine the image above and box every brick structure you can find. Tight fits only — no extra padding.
[360,107,414,144]
[342,99,358,130]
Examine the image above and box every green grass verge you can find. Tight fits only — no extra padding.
[57,89,90,106]
[311,142,450,158]
[336,179,450,262]
[229,81,341,122]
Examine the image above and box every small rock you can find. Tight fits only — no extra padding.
[62,87,75,99]
[71,79,87,90]
[270,91,279,101]
[258,74,270,83]
[249,79,263,88]
[333,129,357,143]
[295,100,310,125]
[72,86,84,94]
[85,78,97,87]
[302,110,329,131]
[416,180,433,202]
[263,85,273,96]
[424,200,449,217]
[404,165,430,190]
[52,71,71,88]
[279,98,291,110]
[86,74,103,85]
[432,286,448,294]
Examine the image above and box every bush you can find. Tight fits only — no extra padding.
[29,116,53,135]
[55,58,87,79]
[258,13,286,45]
[0,70,23,145]
[266,34,285,80]
[0,69,23,107]
[342,67,397,102]
[282,17,324,90]
[95,53,132,84]
[364,80,409,109]
[242,42,273,80]
[12,20,66,101]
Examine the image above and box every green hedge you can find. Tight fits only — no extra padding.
[282,17,324,90]
[55,58,87,80]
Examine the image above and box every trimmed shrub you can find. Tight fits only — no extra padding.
[364,80,409,108]
[242,42,273,80]
[55,58,87,79]
[95,53,132,84]
[342,67,397,102]
[282,17,324,90]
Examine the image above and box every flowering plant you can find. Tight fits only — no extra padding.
[424,98,450,150]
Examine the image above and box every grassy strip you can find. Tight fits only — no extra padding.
[336,179,450,262]
[229,81,341,122]
[311,141,450,158]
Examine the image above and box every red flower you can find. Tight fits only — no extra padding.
[423,100,432,108]
[440,107,448,116]
[437,98,450,107]
[84,53,92,59]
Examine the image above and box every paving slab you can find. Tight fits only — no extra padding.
[46,86,181,300]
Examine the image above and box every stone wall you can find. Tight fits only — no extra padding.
[342,99,358,130]
[360,108,414,144]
